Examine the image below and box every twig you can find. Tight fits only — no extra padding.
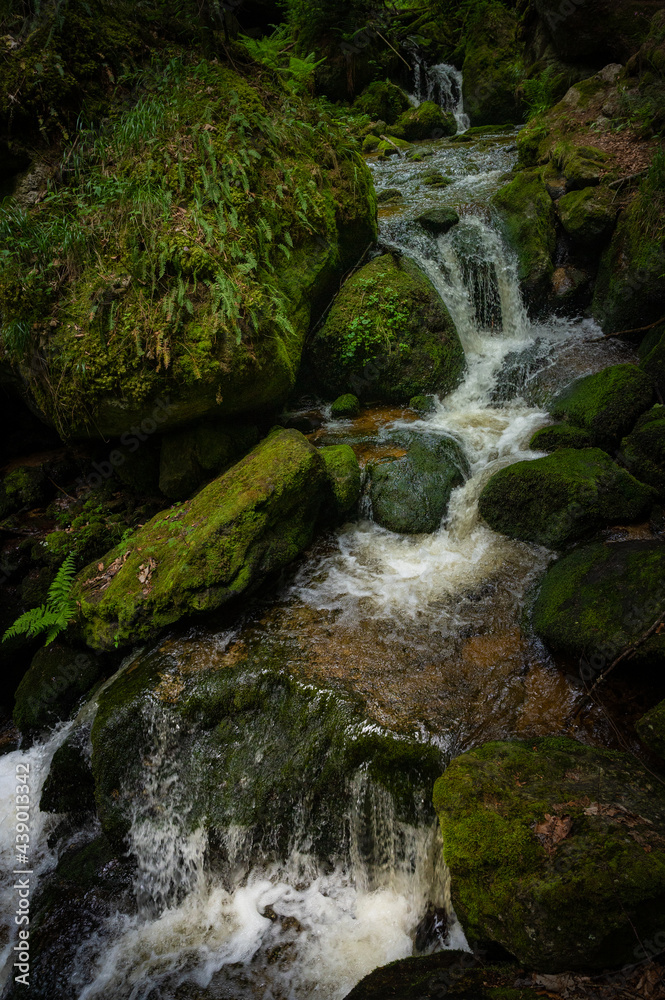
[374,30,412,70]
[47,476,77,501]
[589,315,665,342]
[609,170,648,189]
[379,133,405,157]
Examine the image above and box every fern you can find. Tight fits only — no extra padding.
[3,552,78,646]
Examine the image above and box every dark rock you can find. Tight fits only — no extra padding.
[416,208,460,235]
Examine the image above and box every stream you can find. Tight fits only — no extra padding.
[0,64,639,1000]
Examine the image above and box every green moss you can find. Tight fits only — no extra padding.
[13,643,101,733]
[549,364,655,445]
[318,444,361,518]
[478,448,654,549]
[0,465,47,516]
[636,698,665,758]
[308,253,465,404]
[90,631,443,850]
[619,404,665,498]
[389,102,457,141]
[434,737,665,971]
[330,393,360,418]
[557,186,617,246]
[158,420,259,500]
[492,168,556,306]
[74,429,328,650]
[409,394,436,415]
[461,1,523,126]
[529,423,593,452]
[531,539,665,663]
[352,81,410,125]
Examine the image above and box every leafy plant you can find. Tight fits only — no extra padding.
[3,551,78,645]
[240,26,324,95]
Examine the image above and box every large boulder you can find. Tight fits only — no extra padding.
[434,737,665,971]
[478,448,654,549]
[462,1,523,125]
[0,62,377,439]
[90,633,442,852]
[619,405,665,499]
[368,433,469,535]
[548,364,654,447]
[74,429,331,650]
[353,81,411,124]
[492,169,556,307]
[557,185,617,247]
[389,101,457,141]
[531,539,665,665]
[308,253,466,404]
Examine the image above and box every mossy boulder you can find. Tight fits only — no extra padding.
[416,208,460,235]
[90,633,443,851]
[409,394,436,415]
[620,405,665,498]
[353,81,411,125]
[552,144,609,192]
[158,419,259,500]
[434,737,665,971]
[492,169,556,306]
[308,253,465,404]
[530,423,594,452]
[549,364,654,447]
[462,1,523,126]
[420,168,453,188]
[636,699,665,758]
[531,539,665,664]
[319,444,362,519]
[13,643,102,733]
[557,186,617,246]
[74,429,330,651]
[0,465,48,517]
[478,448,655,549]
[592,182,665,333]
[368,433,469,535]
[389,102,457,141]
[1,61,377,439]
[330,393,360,418]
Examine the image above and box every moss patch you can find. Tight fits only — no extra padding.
[549,364,654,446]
[492,168,556,307]
[620,404,665,499]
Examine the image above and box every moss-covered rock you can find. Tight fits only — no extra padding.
[368,433,468,535]
[158,420,259,500]
[308,253,465,404]
[557,186,617,246]
[478,448,654,549]
[90,633,443,851]
[419,167,453,188]
[619,405,665,498]
[636,698,665,758]
[531,539,665,663]
[0,465,48,517]
[319,444,361,519]
[330,393,360,418]
[492,168,556,306]
[74,429,329,650]
[375,187,403,202]
[434,737,665,971]
[40,733,95,816]
[353,81,411,125]
[462,1,523,126]
[416,207,460,235]
[530,423,594,452]
[592,177,665,334]
[549,364,654,447]
[389,102,457,141]
[13,643,102,733]
[409,394,436,415]
[1,60,377,439]
[552,143,609,191]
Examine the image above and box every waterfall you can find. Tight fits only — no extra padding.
[410,58,470,132]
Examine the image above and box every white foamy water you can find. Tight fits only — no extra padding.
[411,59,470,131]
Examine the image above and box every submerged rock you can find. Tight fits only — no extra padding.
[434,736,665,971]
[549,363,654,447]
[478,448,654,549]
[74,429,330,651]
[620,405,665,499]
[308,253,465,404]
[368,433,468,535]
[416,208,460,235]
[531,539,665,664]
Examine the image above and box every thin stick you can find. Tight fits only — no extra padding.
[374,30,412,70]
[589,315,665,342]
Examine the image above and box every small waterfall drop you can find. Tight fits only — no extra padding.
[410,57,470,131]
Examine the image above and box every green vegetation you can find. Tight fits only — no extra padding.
[549,364,654,445]
[3,552,78,645]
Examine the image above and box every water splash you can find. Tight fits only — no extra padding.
[411,58,470,131]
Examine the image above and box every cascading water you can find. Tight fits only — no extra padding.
[410,57,470,131]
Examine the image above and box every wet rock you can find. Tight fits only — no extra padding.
[389,101,457,141]
[319,444,361,519]
[420,167,452,187]
[409,394,436,415]
[75,429,330,651]
[13,643,102,733]
[434,736,665,971]
[90,633,443,852]
[550,266,590,309]
[492,168,556,307]
[308,253,465,405]
[619,405,665,499]
[549,363,654,447]
[416,207,460,235]
[478,448,655,549]
[330,393,360,418]
[491,340,553,403]
[557,186,617,246]
[375,187,403,202]
[636,698,665,758]
[531,539,665,664]
[368,433,468,535]
[342,951,494,1000]
[159,420,259,500]
[529,423,593,452]
[40,731,96,816]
